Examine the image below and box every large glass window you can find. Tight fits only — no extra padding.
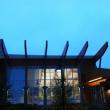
[7,67,80,105]
[7,67,25,104]
[27,68,80,105]
[65,69,80,103]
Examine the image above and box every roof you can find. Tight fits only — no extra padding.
[0,39,108,67]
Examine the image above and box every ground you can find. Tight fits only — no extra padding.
[0,104,110,110]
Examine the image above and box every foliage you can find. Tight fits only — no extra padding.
[52,73,73,105]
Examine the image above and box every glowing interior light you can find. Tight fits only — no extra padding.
[107,89,110,95]
[88,79,106,86]
[88,77,103,82]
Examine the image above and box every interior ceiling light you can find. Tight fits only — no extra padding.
[88,77,103,83]
[88,79,107,86]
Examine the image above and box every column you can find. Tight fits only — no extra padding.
[43,68,47,106]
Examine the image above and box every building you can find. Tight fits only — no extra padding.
[0,39,110,106]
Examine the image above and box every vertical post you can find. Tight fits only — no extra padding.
[61,68,65,110]
[24,40,28,105]
[0,39,9,104]
[97,86,99,104]
[101,86,106,103]
[92,87,94,103]
[43,67,47,105]
[24,67,28,104]
[43,40,48,106]
[79,84,84,103]
[94,87,96,104]
[99,57,102,68]
[76,42,88,104]
[78,67,84,104]
[61,41,69,110]
[99,85,103,104]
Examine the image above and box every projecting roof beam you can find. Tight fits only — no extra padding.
[61,41,69,58]
[77,41,88,60]
[43,40,48,66]
[0,39,9,58]
[44,40,48,58]
[59,41,69,67]
[24,40,28,105]
[93,42,108,61]
[43,41,48,106]
[60,41,69,109]
[24,40,28,59]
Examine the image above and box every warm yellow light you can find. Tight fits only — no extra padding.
[88,77,103,83]
[88,79,106,86]
[107,89,110,95]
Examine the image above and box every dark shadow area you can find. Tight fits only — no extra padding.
[0,103,110,110]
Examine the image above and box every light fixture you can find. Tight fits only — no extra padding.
[88,78,106,86]
[88,77,103,83]
[107,89,110,93]
[107,89,110,96]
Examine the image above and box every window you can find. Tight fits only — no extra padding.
[7,67,25,104]
[27,68,80,105]
[7,67,80,105]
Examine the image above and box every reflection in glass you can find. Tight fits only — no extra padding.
[7,67,80,105]
[7,67,25,104]
[27,68,80,105]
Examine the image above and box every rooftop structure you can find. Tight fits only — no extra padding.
[0,39,110,106]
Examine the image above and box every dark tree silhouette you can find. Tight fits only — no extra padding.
[52,73,72,105]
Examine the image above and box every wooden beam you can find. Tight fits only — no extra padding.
[24,40,28,105]
[0,39,9,58]
[43,40,48,106]
[61,41,69,110]
[61,41,69,58]
[44,40,48,58]
[0,39,9,104]
[76,41,88,104]
[93,42,108,61]
[77,41,88,59]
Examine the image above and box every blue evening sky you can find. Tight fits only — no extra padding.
[0,0,110,68]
